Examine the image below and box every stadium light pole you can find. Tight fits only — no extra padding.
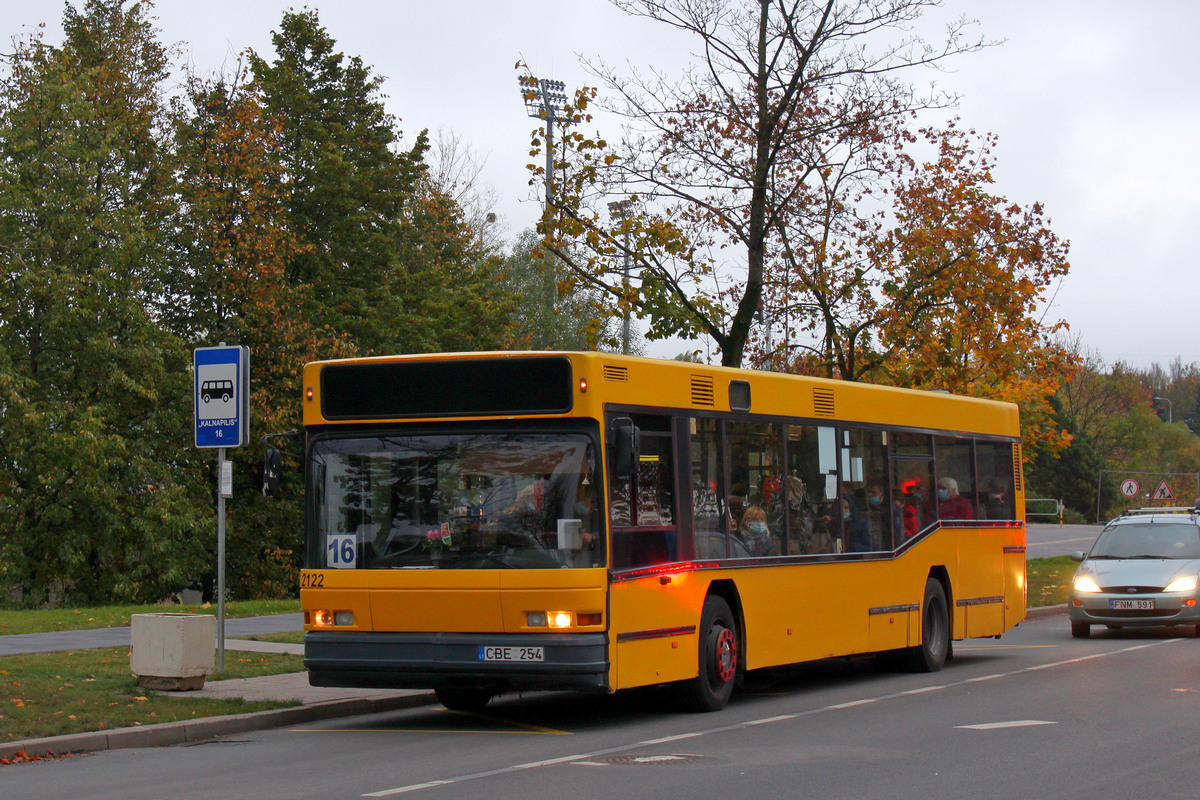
[518,75,568,209]
[607,200,633,355]
[1154,396,1173,423]
[518,75,569,321]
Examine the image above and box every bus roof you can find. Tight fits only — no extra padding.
[302,351,1020,439]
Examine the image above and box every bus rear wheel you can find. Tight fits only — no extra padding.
[684,595,738,712]
[435,687,494,712]
[905,577,950,672]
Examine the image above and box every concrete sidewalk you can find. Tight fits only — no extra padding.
[2,606,1067,760]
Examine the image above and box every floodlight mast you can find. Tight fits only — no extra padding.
[607,199,633,355]
[518,75,570,319]
[518,75,568,208]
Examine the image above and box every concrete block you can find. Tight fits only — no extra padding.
[130,613,216,690]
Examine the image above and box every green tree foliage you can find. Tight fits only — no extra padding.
[0,0,207,605]
[1024,395,1107,521]
[388,183,519,354]
[248,9,430,355]
[0,4,542,606]
[498,230,619,350]
[248,9,518,359]
[1029,344,1200,518]
[168,68,359,598]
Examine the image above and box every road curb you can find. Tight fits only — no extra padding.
[0,691,436,761]
[1024,604,1067,620]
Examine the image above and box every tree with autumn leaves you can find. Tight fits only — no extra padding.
[531,0,1074,449]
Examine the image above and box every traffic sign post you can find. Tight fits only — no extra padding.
[193,345,250,673]
[1097,469,1200,522]
[194,345,249,449]
[1151,480,1175,502]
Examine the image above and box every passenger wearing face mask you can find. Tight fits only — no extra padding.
[936,477,974,520]
[739,504,775,556]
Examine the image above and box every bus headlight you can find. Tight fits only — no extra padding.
[310,610,354,627]
[526,611,573,628]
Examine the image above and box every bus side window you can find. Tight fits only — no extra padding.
[976,440,1016,520]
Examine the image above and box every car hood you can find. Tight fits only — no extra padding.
[1081,558,1200,588]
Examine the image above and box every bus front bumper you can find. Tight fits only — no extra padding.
[305,631,610,692]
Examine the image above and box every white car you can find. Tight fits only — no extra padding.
[1068,508,1200,638]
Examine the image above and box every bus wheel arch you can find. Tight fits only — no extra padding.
[906,569,951,672]
[684,581,742,712]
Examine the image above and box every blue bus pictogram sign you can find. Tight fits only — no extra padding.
[194,346,249,448]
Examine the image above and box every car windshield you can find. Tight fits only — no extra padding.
[310,431,603,570]
[1089,522,1200,559]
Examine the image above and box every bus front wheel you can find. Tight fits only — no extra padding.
[684,595,738,712]
[906,577,950,672]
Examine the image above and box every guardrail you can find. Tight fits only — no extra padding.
[1025,498,1064,524]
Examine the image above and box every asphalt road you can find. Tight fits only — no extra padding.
[1025,522,1102,560]
[7,612,1199,800]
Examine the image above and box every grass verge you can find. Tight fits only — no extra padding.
[1027,555,1075,607]
[0,599,301,636]
[1,647,303,744]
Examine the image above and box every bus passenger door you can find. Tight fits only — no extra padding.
[608,415,678,569]
[607,414,698,689]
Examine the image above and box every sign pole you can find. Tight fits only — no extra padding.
[194,343,248,676]
[217,446,226,672]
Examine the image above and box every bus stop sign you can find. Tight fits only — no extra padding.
[194,345,250,448]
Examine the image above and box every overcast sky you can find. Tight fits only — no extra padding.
[7,0,1198,370]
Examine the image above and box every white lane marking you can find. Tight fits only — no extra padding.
[827,698,879,709]
[957,720,1057,730]
[363,638,1180,796]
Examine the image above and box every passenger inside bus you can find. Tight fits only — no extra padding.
[936,477,974,520]
[843,496,872,552]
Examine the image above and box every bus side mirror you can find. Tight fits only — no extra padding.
[613,421,640,478]
[261,447,282,499]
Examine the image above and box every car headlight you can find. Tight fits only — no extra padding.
[1165,576,1198,593]
[1073,575,1101,593]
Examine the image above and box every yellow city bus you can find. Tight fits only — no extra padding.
[298,351,1025,711]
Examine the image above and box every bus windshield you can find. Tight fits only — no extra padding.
[310,432,603,570]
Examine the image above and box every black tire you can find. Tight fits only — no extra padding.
[435,687,494,712]
[1071,621,1091,638]
[905,577,950,672]
[683,595,738,712]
